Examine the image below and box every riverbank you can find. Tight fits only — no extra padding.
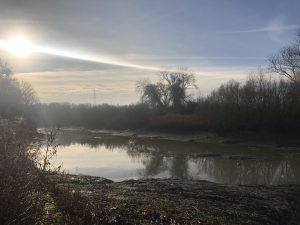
[48,174,300,225]
[79,128,300,148]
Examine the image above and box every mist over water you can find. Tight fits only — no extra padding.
[52,130,300,185]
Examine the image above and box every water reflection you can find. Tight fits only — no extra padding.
[53,130,300,185]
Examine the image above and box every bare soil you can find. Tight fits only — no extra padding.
[49,174,300,225]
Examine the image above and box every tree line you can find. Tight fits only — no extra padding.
[38,70,300,134]
[197,71,300,133]
[1,31,300,135]
[37,31,300,134]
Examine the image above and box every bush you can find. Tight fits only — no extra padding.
[0,120,45,224]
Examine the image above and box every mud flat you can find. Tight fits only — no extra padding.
[86,128,300,148]
[50,174,300,225]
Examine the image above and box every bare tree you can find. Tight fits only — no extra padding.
[0,59,39,126]
[20,81,40,106]
[137,67,197,111]
[160,67,197,111]
[0,59,12,78]
[136,79,170,108]
[269,29,300,86]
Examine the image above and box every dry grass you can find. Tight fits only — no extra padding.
[0,120,48,224]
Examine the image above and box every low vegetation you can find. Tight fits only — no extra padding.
[0,121,45,224]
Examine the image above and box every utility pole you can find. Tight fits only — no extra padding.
[93,89,97,106]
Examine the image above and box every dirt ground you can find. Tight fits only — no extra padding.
[48,174,300,225]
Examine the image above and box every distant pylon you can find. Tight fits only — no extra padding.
[93,89,97,106]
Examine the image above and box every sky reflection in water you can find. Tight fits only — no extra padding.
[52,130,300,185]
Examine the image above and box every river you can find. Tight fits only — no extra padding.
[50,129,300,185]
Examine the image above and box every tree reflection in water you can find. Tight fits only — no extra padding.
[55,130,300,185]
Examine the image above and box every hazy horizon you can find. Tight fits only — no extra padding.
[1,0,300,104]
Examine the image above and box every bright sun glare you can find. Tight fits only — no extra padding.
[0,35,161,71]
[7,36,33,58]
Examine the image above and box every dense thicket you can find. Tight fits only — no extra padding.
[196,73,300,133]
[39,103,155,129]
[0,121,47,224]
[0,60,39,127]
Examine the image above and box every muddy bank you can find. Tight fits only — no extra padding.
[50,174,300,225]
[47,127,300,148]
[86,129,300,148]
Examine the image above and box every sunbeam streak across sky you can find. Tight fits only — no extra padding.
[0,37,162,72]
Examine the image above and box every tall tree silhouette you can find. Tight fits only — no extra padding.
[137,67,197,112]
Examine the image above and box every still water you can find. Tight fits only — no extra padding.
[52,130,300,185]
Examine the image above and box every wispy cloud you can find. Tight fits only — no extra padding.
[125,54,267,61]
[228,24,299,34]
[15,66,253,104]
[225,16,299,34]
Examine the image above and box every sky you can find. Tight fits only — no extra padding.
[0,0,299,104]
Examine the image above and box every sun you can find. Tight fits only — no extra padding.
[7,36,33,58]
